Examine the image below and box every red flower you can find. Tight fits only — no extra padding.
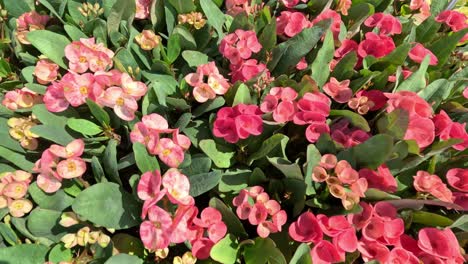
[289,211,323,243]
[409,43,438,65]
[364,13,402,35]
[358,32,395,58]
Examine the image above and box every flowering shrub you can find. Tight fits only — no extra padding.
[0,0,467,263]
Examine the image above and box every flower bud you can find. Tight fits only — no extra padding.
[59,212,80,227]
[88,231,100,244]
[97,233,111,248]
[135,30,161,51]
[76,227,90,246]
[61,233,77,248]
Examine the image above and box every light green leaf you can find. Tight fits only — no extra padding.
[352,134,394,169]
[395,56,430,93]
[0,244,48,264]
[0,146,34,172]
[67,118,102,136]
[243,237,287,264]
[267,157,303,180]
[247,134,289,165]
[210,234,239,264]
[200,0,226,39]
[27,30,70,69]
[199,139,236,169]
[209,198,247,237]
[182,50,209,67]
[28,182,74,211]
[104,254,143,264]
[133,142,159,173]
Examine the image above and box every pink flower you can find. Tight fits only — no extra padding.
[3,182,28,199]
[2,88,42,110]
[409,43,438,65]
[230,59,267,82]
[311,9,342,39]
[121,73,147,99]
[280,0,306,8]
[311,240,344,264]
[213,104,263,143]
[405,116,435,149]
[335,40,358,59]
[348,202,373,230]
[219,30,262,65]
[413,171,453,203]
[261,87,298,123]
[330,119,370,148]
[306,122,330,143]
[135,0,152,19]
[98,87,138,121]
[453,192,468,210]
[156,138,185,168]
[289,211,323,243]
[317,214,351,237]
[61,72,98,107]
[436,11,468,32]
[387,248,419,264]
[44,82,69,112]
[56,158,86,179]
[137,170,165,218]
[49,139,85,159]
[323,78,353,103]
[135,29,161,50]
[276,11,310,37]
[34,59,59,84]
[162,169,192,205]
[359,165,397,193]
[418,228,464,262]
[16,11,49,44]
[191,238,215,259]
[446,168,468,192]
[140,206,172,250]
[185,62,230,102]
[358,32,395,58]
[65,38,114,73]
[296,57,308,70]
[463,87,468,99]
[364,13,402,35]
[336,0,352,16]
[358,239,390,263]
[433,110,468,151]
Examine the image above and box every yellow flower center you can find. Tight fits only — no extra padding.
[14,185,23,194]
[13,202,23,210]
[79,56,87,63]
[67,161,76,172]
[162,149,171,156]
[79,86,88,95]
[116,97,125,106]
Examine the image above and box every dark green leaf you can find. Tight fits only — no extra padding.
[243,237,287,264]
[200,0,226,38]
[188,171,222,197]
[133,142,159,173]
[104,254,143,264]
[377,108,409,139]
[0,146,34,172]
[311,30,334,87]
[28,183,74,211]
[182,50,209,67]
[103,139,122,185]
[0,244,48,264]
[352,134,394,169]
[87,99,111,125]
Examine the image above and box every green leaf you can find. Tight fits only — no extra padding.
[304,144,321,196]
[167,34,181,63]
[258,20,277,51]
[0,244,48,264]
[32,104,77,127]
[0,223,18,245]
[269,20,330,75]
[91,156,107,183]
[364,188,401,201]
[268,157,303,180]
[331,51,357,81]
[243,237,287,264]
[211,234,239,264]
[142,72,178,106]
[193,97,225,117]
[188,171,222,197]
[330,110,370,132]
[311,30,335,87]
[27,30,70,69]
[209,198,247,237]
[232,83,252,106]
[107,0,136,34]
[0,146,34,171]
[352,134,394,169]
[67,118,102,136]
[112,233,145,257]
[3,0,34,17]
[167,0,196,14]
[64,24,88,40]
[28,183,74,211]
[450,215,468,231]
[104,254,143,264]
[412,211,454,227]
[218,169,250,193]
[114,48,140,77]
[103,139,122,185]
[86,99,111,125]
[395,56,430,93]
[199,139,236,169]
[377,108,409,139]
[181,154,212,176]
[30,125,74,146]
[182,50,209,67]
[133,142,159,173]
[416,16,441,43]
[289,243,312,264]
[429,28,468,68]
[72,182,141,229]
[48,244,72,263]
[38,0,65,24]
[247,134,289,165]
[200,0,226,39]
[418,79,452,110]
[27,208,68,242]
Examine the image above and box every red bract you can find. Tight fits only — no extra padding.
[433,110,468,151]
[409,43,439,65]
[289,211,323,243]
[230,59,268,82]
[213,104,263,143]
[446,168,468,192]
[260,87,298,123]
[311,9,342,39]
[323,77,353,103]
[418,228,464,263]
[436,10,468,32]
[276,11,310,38]
[219,30,262,65]
[413,171,453,203]
[310,240,344,264]
[359,165,397,193]
[358,32,395,58]
[364,13,402,35]
[330,119,370,148]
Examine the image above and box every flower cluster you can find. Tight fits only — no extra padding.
[135,30,161,51]
[137,169,226,259]
[61,226,111,249]
[185,62,230,103]
[34,59,59,84]
[433,110,468,151]
[33,139,86,193]
[0,170,33,217]
[130,114,191,168]
[2,88,42,111]
[45,65,147,120]
[312,155,368,210]
[293,92,331,143]
[213,104,263,143]
[233,186,287,238]
[7,116,39,150]
[385,91,434,149]
[260,87,297,123]
[219,30,267,82]
[15,11,49,45]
